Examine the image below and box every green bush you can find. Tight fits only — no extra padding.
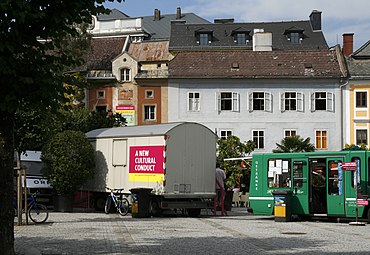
[41,130,95,194]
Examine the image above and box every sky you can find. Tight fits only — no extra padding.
[104,0,370,51]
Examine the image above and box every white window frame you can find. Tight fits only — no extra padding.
[145,90,154,99]
[355,129,368,146]
[315,129,328,149]
[120,68,131,82]
[219,130,233,139]
[252,130,265,149]
[310,92,334,112]
[284,129,297,137]
[96,90,105,99]
[280,92,303,112]
[188,91,201,112]
[143,105,156,121]
[216,92,240,113]
[355,90,368,109]
[249,92,272,112]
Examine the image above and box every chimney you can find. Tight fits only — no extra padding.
[343,33,354,57]
[309,10,322,31]
[253,29,272,51]
[154,9,161,21]
[176,7,181,19]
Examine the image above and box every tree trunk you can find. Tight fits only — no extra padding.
[0,110,15,255]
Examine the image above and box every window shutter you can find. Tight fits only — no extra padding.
[216,92,221,113]
[248,92,253,112]
[327,92,334,112]
[310,92,315,112]
[280,92,285,112]
[187,92,191,111]
[265,92,272,112]
[297,92,304,112]
[194,97,200,111]
[232,92,240,112]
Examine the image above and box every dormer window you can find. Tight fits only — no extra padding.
[195,29,213,45]
[231,28,251,45]
[284,27,305,44]
[199,33,209,45]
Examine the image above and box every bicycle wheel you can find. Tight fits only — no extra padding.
[104,196,112,214]
[28,204,48,223]
[117,198,129,216]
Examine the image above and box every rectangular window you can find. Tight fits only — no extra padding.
[217,92,239,112]
[145,90,154,99]
[284,92,297,110]
[252,130,264,149]
[315,92,327,110]
[188,92,200,111]
[95,105,107,112]
[267,159,291,188]
[356,91,367,108]
[249,92,272,112]
[120,68,131,82]
[311,92,334,112]
[315,130,327,149]
[253,92,265,110]
[144,105,156,121]
[284,130,297,137]
[199,33,209,45]
[97,90,105,99]
[236,33,246,45]
[293,161,304,188]
[356,129,368,145]
[290,32,300,44]
[328,160,341,195]
[220,130,232,139]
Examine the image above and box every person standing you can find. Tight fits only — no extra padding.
[215,163,226,207]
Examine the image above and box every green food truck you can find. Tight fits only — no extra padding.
[249,151,370,221]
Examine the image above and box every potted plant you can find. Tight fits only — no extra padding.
[41,130,95,212]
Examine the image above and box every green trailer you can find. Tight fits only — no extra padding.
[249,151,370,221]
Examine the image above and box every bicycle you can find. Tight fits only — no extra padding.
[104,187,129,216]
[14,191,49,224]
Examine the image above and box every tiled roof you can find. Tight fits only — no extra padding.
[84,37,126,70]
[142,13,210,40]
[168,50,343,79]
[170,20,328,51]
[128,41,169,62]
[347,40,370,78]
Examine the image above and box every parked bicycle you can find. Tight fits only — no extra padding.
[14,191,49,223]
[104,187,129,216]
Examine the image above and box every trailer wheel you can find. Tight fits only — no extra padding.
[94,196,106,211]
[187,208,201,217]
[149,198,162,217]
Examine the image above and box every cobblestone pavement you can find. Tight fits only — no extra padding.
[14,208,370,255]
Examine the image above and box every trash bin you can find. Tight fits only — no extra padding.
[272,190,292,222]
[130,188,153,218]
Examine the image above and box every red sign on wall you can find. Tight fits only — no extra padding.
[341,162,357,171]
[129,146,164,174]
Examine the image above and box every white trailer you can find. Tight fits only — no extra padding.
[85,122,217,216]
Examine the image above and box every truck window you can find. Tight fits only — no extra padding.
[267,159,291,188]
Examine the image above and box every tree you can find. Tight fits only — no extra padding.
[273,135,315,153]
[217,136,255,189]
[41,130,95,195]
[0,1,123,254]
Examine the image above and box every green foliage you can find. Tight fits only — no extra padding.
[342,144,368,151]
[273,135,315,153]
[41,130,95,195]
[216,135,255,188]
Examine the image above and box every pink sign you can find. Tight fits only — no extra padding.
[116,105,135,111]
[129,146,164,174]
